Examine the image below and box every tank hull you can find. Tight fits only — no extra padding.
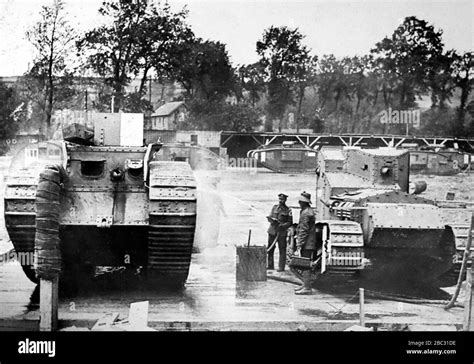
[409,150,470,175]
[313,148,457,285]
[4,141,197,288]
[248,145,317,173]
[362,246,455,284]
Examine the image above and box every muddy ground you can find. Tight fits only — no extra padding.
[0,157,471,331]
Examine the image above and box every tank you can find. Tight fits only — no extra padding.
[4,113,197,288]
[247,142,317,173]
[288,147,457,284]
[408,149,470,175]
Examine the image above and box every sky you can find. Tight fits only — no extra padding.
[0,0,472,76]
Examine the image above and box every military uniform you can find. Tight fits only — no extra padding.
[267,198,293,271]
[296,206,316,251]
[294,191,316,295]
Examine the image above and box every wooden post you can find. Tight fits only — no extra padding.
[40,276,59,331]
[463,268,473,331]
[359,288,365,327]
[445,212,473,310]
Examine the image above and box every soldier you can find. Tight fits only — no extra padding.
[293,191,316,295]
[267,193,293,271]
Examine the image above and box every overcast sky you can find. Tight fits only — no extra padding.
[0,0,472,76]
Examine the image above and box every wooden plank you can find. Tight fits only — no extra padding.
[359,288,365,327]
[91,312,120,331]
[129,301,149,329]
[39,276,58,332]
[445,212,474,309]
[463,268,472,331]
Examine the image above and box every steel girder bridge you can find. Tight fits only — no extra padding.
[220,132,474,158]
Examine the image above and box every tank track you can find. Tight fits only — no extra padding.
[4,173,38,283]
[147,161,197,286]
[286,223,363,281]
[437,201,473,280]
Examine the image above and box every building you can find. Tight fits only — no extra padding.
[148,101,187,130]
[0,76,186,115]
[144,130,224,156]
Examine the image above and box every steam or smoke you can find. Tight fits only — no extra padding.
[7,142,64,179]
[193,171,226,253]
[156,144,227,253]
[190,147,225,171]
[158,144,225,171]
[0,156,13,254]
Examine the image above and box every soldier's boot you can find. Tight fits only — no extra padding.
[295,288,313,295]
[267,254,274,270]
[294,284,304,292]
[277,256,285,272]
[295,270,312,295]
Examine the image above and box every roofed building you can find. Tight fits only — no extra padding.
[148,101,187,130]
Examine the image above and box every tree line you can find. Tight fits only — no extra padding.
[1,0,472,150]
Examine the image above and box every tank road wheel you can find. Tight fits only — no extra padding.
[147,161,197,289]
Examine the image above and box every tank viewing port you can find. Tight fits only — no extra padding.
[81,160,104,177]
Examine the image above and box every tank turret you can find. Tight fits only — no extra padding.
[316,147,410,220]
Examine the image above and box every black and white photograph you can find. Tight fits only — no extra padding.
[0,0,473,361]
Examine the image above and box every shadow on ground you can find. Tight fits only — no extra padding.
[311,273,453,301]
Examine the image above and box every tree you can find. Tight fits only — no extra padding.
[311,54,385,133]
[256,26,313,131]
[313,55,354,132]
[170,38,236,102]
[78,0,192,112]
[170,39,256,131]
[26,0,77,133]
[238,63,266,106]
[451,52,473,135]
[429,50,458,109]
[77,0,148,111]
[371,16,444,110]
[187,99,261,132]
[0,81,21,154]
[340,55,380,133]
[121,91,154,113]
[293,55,318,131]
[135,3,193,95]
[315,54,339,111]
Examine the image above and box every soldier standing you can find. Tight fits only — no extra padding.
[267,193,293,271]
[293,191,316,295]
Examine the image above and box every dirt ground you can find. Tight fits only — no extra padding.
[418,172,474,201]
[0,157,471,331]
